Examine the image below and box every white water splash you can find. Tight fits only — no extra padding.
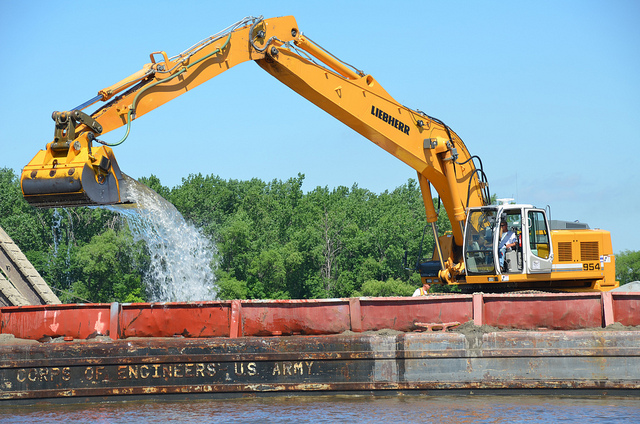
[51,208,73,286]
[109,175,218,302]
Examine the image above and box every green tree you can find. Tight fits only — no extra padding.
[70,229,147,303]
[0,168,51,253]
[138,174,171,199]
[355,278,416,297]
[616,250,640,285]
[215,270,248,300]
[2,167,455,302]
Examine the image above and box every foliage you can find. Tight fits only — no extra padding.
[0,168,51,253]
[0,167,451,302]
[0,168,148,303]
[70,229,147,303]
[215,270,249,300]
[5,166,638,302]
[355,278,416,297]
[616,250,640,285]
[165,173,447,300]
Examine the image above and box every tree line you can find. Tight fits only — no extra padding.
[139,172,453,300]
[1,167,637,303]
[0,168,450,302]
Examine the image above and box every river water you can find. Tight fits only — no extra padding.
[1,395,639,423]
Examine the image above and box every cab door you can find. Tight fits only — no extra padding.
[525,209,553,273]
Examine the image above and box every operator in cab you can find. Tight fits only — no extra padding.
[498,220,517,269]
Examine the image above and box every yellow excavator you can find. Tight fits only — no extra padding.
[21,16,618,292]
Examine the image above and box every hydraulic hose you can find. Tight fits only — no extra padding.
[98,30,233,147]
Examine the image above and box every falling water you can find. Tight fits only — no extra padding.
[51,209,63,256]
[108,175,218,302]
[51,208,73,287]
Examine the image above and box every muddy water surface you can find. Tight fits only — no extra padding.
[1,394,638,423]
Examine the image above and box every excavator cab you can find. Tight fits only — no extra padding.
[463,203,553,276]
[20,110,128,208]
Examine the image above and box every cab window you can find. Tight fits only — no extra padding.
[528,211,550,259]
[464,210,496,274]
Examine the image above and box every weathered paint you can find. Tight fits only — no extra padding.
[0,331,638,402]
[119,303,232,338]
[480,293,604,330]
[612,293,640,327]
[1,293,639,403]
[0,303,112,341]
[2,293,638,341]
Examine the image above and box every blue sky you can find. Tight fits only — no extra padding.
[1,0,638,253]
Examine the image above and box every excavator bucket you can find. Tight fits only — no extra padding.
[21,132,129,208]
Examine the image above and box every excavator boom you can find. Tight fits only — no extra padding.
[21,16,488,245]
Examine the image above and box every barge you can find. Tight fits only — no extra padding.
[1,292,639,403]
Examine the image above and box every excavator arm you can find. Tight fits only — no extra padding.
[21,16,296,208]
[21,15,490,282]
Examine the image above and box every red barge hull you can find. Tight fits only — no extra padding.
[1,292,639,403]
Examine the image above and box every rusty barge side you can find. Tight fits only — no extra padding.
[1,292,639,402]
